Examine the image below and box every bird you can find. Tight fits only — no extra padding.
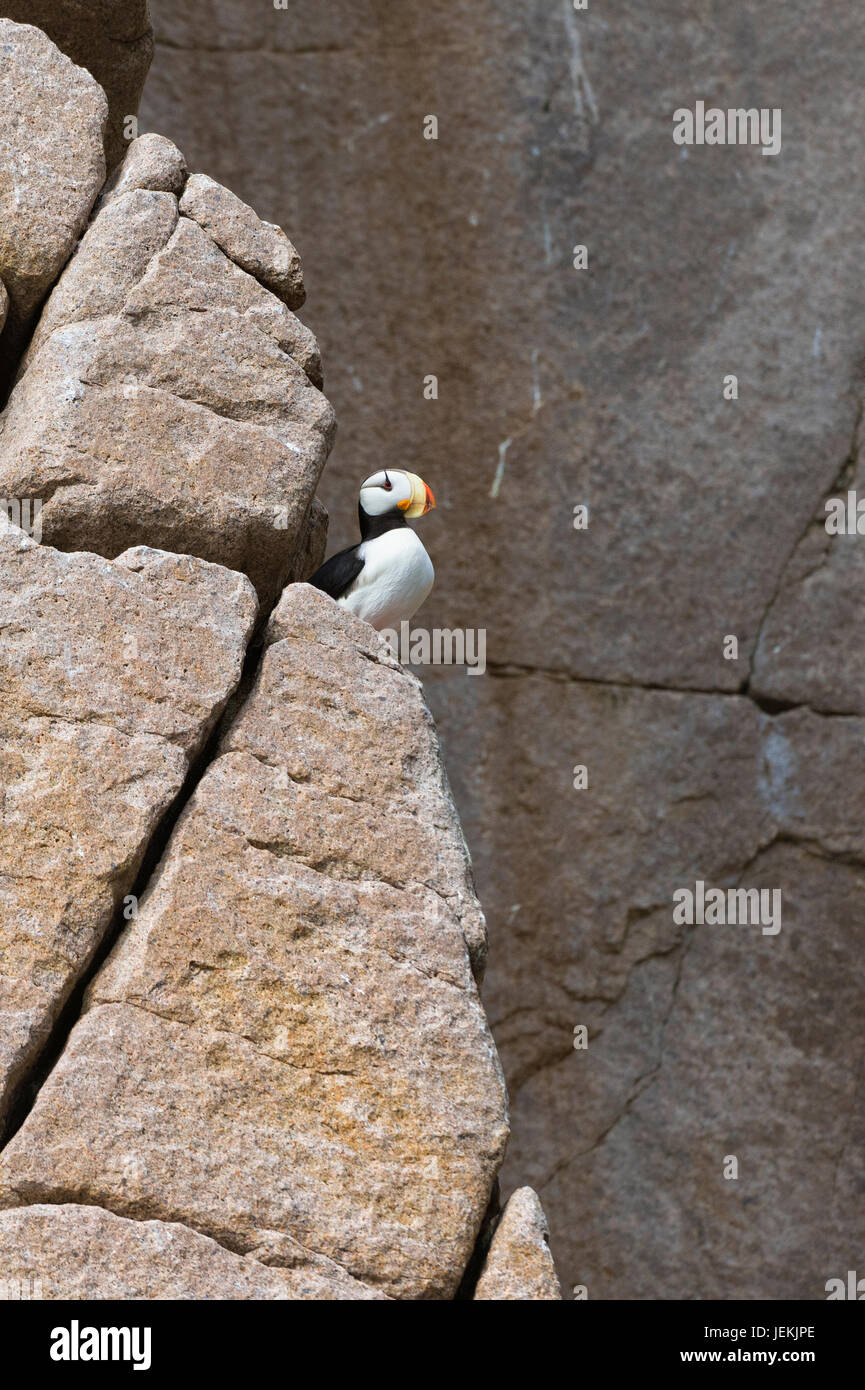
[308,469,436,630]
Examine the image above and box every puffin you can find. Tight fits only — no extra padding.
[309,469,436,630]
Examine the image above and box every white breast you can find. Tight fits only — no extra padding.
[339,528,434,630]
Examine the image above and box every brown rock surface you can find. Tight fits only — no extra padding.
[141,0,865,1295]
[0,159,333,608]
[180,174,305,310]
[3,2,153,169]
[436,675,865,1298]
[20,186,179,370]
[100,132,187,201]
[0,585,507,1300]
[0,523,256,1130]
[474,1187,561,1300]
[0,19,107,377]
[0,1205,385,1300]
[751,412,865,715]
[560,837,865,1301]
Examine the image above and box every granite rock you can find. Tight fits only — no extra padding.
[0,19,107,378]
[0,523,256,1130]
[180,174,305,310]
[0,1204,385,1300]
[3,2,153,169]
[140,0,865,1294]
[0,586,507,1300]
[99,133,187,202]
[474,1187,561,1300]
[0,164,333,609]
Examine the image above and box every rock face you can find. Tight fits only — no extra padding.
[0,1205,384,1300]
[438,677,865,1299]
[180,175,305,310]
[0,20,107,381]
[474,1187,561,1301]
[141,0,865,1295]
[0,586,507,1300]
[0,521,256,1131]
[0,136,333,609]
[0,22,520,1300]
[2,2,153,169]
[100,131,187,201]
[751,416,865,714]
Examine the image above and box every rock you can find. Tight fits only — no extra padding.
[141,0,865,682]
[474,1188,561,1300]
[289,497,329,583]
[0,522,256,1130]
[439,671,865,1297]
[24,202,320,388]
[558,838,865,1300]
[141,0,865,1297]
[0,19,107,379]
[127,216,322,385]
[0,281,6,335]
[2,2,153,169]
[0,167,333,610]
[180,174,305,309]
[751,414,865,714]
[99,133,188,202]
[0,1205,385,1299]
[0,585,507,1300]
[20,188,179,371]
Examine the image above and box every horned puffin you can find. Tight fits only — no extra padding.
[309,469,436,630]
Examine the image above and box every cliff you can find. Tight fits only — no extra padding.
[0,14,556,1300]
[135,0,865,1298]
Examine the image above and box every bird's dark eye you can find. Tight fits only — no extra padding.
[382,473,393,491]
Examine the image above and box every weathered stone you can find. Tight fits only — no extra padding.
[180,174,305,309]
[127,216,322,385]
[289,497,329,582]
[0,522,256,1130]
[751,415,865,715]
[437,671,865,1297]
[101,133,187,201]
[3,2,153,169]
[0,1205,385,1300]
[556,839,865,1300]
[141,0,865,690]
[0,586,507,1300]
[0,171,333,609]
[474,1187,561,1300]
[21,188,178,372]
[0,281,6,336]
[0,20,107,376]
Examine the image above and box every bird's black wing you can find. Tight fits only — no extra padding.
[308,544,365,600]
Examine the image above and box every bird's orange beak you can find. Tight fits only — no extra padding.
[399,472,436,518]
